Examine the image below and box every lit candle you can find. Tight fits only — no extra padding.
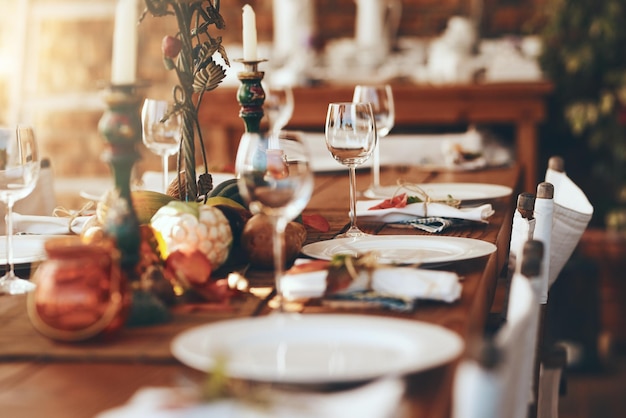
[242,4,258,61]
[111,0,138,84]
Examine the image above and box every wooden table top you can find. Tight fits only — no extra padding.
[0,164,521,418]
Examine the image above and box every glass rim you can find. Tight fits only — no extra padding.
[327,101,374,108]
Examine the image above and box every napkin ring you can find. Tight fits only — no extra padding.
[53,201,94,234]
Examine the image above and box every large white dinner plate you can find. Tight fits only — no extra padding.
[171,313,464,384]
[368,182,513,202]
[301,235,496,266]
[0,235,56,265]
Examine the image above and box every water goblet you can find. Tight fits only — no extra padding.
[353,84,395,198]
[141,99,182,193]
[264,85,294,146]
[0,125,40,295]
[235,131,313,311]
[325,102,377,238]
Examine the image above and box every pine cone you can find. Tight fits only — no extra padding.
[166,171,214,201]
[166,173,185,200]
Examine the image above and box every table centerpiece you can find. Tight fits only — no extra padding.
[141,0,228,202]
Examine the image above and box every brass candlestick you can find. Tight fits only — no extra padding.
[236,59,267,133]
[97,83,143,278]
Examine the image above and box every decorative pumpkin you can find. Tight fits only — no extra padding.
[150,201,233,270]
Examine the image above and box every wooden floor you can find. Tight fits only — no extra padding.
[559,350,626,418]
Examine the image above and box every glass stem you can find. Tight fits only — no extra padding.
[162,154,169,194]
[5,199,15,275]
[269,127,280,149]
[349,165,358,231]
[271,215,288,312]
[371,140,381,190]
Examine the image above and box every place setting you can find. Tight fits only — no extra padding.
[0,127,94,293]
[261,97,501,324]
[300,91,503,270]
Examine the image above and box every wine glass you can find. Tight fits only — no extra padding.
[235,131,313,311]
[264,85,294,146]
[0,126,40,295]
[325,102,377,238]
[353,84,395,198]
[141,99,182,193]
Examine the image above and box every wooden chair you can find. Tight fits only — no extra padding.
[501,156,592,418]
[453,240,543,418]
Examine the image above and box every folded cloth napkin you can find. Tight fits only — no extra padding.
[96,378,405,418]
[441,127,488,171]
[11,213,92,235]
[356,199,494,224]
[372,267,462,302]
[544,168,593,286]
[281,261,462,306]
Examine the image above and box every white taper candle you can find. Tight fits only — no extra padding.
[111,0,138,84]
[242,4,258,61]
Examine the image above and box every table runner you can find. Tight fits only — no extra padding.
[0,293,263,363]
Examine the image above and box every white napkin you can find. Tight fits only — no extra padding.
[282,262,462,303]
[96,378,405,418]
[356,199,494,224]
[11,213,92,235]
[545,168,593,286]
[441,126,487,171]
[371,267,462,303]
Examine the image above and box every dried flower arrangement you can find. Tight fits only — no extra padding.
[140,0,229,201]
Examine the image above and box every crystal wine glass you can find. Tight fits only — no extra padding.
[141,99,182,193]
[264,85,294,146]
[325,102,377,238]
[235,131,313,311]
[0,126,40,295]
[353,84,395,198]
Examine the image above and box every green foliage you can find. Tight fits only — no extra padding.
[539,0,626,224]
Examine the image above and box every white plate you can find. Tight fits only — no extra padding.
[0,235,55,265]
[367,182,513,202]
[301,235,496,266]
[171,313,464,384]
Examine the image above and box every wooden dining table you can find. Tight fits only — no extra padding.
[0,163,521,418]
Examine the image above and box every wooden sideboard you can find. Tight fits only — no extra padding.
[198,81,553,192]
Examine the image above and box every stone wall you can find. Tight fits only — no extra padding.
[0,0,546,208]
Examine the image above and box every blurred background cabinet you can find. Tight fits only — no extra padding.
[198,81,553,192]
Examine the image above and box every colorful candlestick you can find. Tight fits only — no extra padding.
[98,83,173,326]
[97,83,142,277]
[236,59,266,133]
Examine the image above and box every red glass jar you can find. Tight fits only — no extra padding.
[27,236,129,342]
